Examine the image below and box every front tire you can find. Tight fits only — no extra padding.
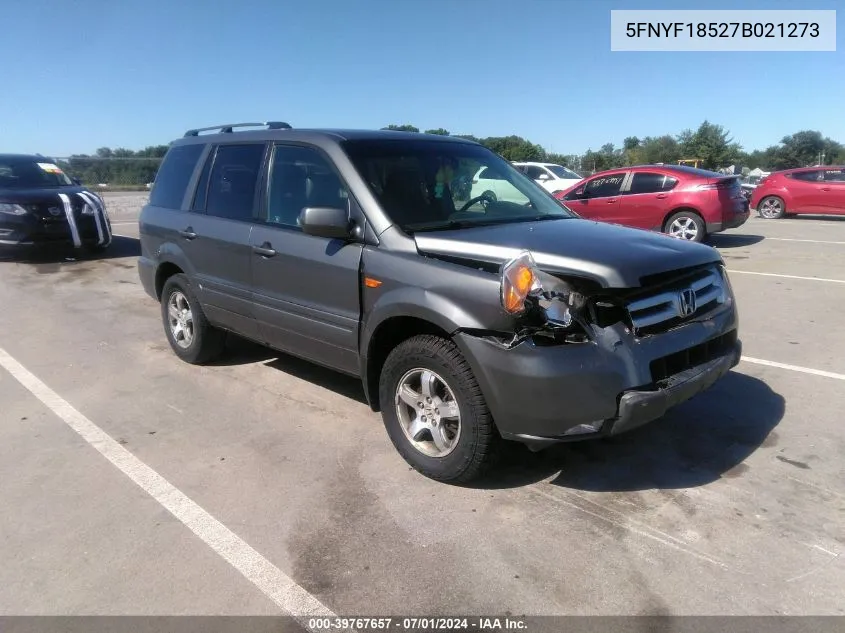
[160,273,226,364]
[378,334,499,483]
[758,196,786,219]
[664,211,706,242]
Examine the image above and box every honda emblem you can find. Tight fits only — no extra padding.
[678,289,697,317]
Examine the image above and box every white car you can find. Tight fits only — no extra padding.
[512,162,582,194]
[469,166,529,205]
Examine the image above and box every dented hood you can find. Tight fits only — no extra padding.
[413,218,722,288]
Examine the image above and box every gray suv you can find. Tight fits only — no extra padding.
[138,122,741,483]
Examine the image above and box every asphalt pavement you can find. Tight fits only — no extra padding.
[1,199,843,619]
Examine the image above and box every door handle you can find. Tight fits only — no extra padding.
[656,193,668,199]
[607,198,618,203]
[821,187,831,191]
[252,243,277,257]
[179,227,197,240]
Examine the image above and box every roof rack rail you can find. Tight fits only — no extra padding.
[183,121,292,137]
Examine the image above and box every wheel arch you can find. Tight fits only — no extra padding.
[363,316,454,412]
[662,206,704,231]
[155,261,185,300]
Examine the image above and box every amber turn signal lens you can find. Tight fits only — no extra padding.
[364,277,382,288]
[501,252,537,314]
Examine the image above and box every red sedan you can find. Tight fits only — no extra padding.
[750,166,845,219]
[553,165,750,242]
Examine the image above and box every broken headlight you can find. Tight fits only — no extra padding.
[500,250,586,329]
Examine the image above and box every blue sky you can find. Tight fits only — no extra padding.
[1,0,842,156]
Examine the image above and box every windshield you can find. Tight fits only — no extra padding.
[0,159,74,189]
[548,165,581,179]
[342,139,575,232]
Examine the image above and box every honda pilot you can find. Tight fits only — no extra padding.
[137,123,741,483]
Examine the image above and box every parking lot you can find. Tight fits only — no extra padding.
[1,197,844,618]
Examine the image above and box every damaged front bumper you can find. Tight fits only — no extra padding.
[453,302,740,450]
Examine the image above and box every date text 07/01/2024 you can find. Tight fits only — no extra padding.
[307,617,528,631]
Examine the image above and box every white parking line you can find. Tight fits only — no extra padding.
[741,356,845,381]
[765,238,845,245]
[0,346,351,633]
[727,270,845,284]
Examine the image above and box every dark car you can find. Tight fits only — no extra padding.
[0,154,113,255]
[553,165,749,243]
[138,123,741,483]
[750,166,845,219]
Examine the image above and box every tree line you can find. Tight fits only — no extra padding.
[383,121,845,175]
[55,146,169,189]
[55,121,844,188]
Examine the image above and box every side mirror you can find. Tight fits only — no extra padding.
[299,206,352,239]
[573,187,586,198]
[71,177,82,186]
[537,173,550,181]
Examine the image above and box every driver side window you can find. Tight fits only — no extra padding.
[584,173,625,197]
[524,166,546,180]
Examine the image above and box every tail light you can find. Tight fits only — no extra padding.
[696,179,739,192]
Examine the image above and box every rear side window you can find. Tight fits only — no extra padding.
[205,144,266,221]
[149,144,204,209]
[823,169,845,182]
[628,172,678,194]
[789,170,822,182]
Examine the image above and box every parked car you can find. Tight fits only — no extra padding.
[138,124,741,483]
[512,161,583,194]
[554,165,750,243]
[750,166,845,219]
[469,165,530,205]
[0,154,113,255]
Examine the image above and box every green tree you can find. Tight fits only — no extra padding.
[623,136,640,151]
[424,128,450,136]
[768,131,845,169]
[480,135,546,161]
[381,124,420,132]
[678,121,743,169]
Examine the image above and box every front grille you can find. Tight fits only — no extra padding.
[626,265,726,336]
[650,329,737,384]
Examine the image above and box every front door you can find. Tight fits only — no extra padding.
[562,171,627,223]
[249,143,364,375]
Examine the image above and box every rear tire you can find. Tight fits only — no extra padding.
[663,211,706,243]
[378,334,500,483]
[160,273,226,364]
[758,196,786,219]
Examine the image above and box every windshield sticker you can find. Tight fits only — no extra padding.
[37,162,65,174]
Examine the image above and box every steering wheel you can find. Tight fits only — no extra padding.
[458,191,495,213]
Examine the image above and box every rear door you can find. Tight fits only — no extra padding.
[249,143,364,375]
[819,168,845,214]
[561,171,628,222]
[618,171,678,230]
[786,170,824,212]
[186,142,267,339]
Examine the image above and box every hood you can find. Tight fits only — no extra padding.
[413,218,722,288]
[0,185,92,203]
